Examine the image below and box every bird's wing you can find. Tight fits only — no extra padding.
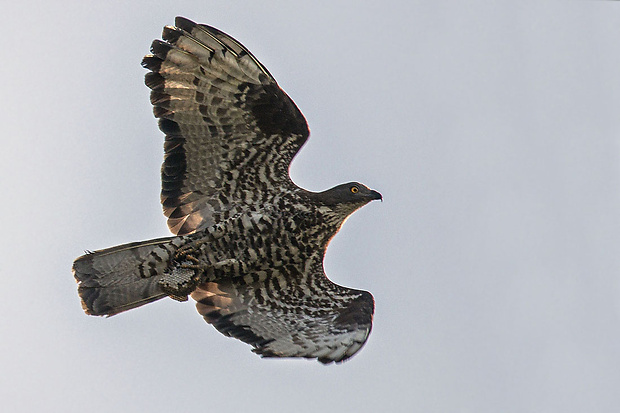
[142,17,310,235]
[191,256,374,364]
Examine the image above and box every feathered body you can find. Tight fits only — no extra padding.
[74,17,381,364]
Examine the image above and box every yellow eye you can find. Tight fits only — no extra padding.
[350,186,359,194]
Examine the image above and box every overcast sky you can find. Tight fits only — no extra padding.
[2,1,620,412]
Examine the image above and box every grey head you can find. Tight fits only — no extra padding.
[319,182,382,205]
[309,181,382,220]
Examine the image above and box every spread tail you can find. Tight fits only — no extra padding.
[73,236,182,316]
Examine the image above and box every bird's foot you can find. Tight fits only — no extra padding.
[175,238,211,260]
[159,267,201,299]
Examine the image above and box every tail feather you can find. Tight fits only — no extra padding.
[73,236,181,316]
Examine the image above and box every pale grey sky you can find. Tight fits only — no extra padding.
[2,1,620,412]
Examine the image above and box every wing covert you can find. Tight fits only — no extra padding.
[142,17,310,235]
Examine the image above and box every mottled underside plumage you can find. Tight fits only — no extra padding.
[73,17,381,364]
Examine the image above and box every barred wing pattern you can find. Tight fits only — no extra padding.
[142,17,309,235]
[74,17,378,365]
[191,255,374,364]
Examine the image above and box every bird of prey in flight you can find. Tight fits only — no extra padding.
[73,17,382,364]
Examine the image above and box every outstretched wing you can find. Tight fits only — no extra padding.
[142,17,310,235]
[190,257,374,364]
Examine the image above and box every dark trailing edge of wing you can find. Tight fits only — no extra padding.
[141,18,309,142]
[334,290,375,329]
[141,16,311,235]
[193,277,375,364]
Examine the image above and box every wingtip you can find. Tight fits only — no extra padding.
[150,39,173,59]
[175,16,197,31]
[162,25,183,43]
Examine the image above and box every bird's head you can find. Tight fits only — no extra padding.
[315,182,382,219]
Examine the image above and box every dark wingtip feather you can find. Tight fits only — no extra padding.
[142,55,162,71]
[150,90,171,105]
[150,39,173,59]
[162,26,183,44]
[174,16,197,32]
[144,72,165,90]
[153,105,173,119]
[318,357,335,365]
[159,118,182,136]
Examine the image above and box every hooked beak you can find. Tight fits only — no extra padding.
[369,190,383,202]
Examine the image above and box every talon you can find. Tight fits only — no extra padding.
[180,262,209,270]
[187,254,201,264]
